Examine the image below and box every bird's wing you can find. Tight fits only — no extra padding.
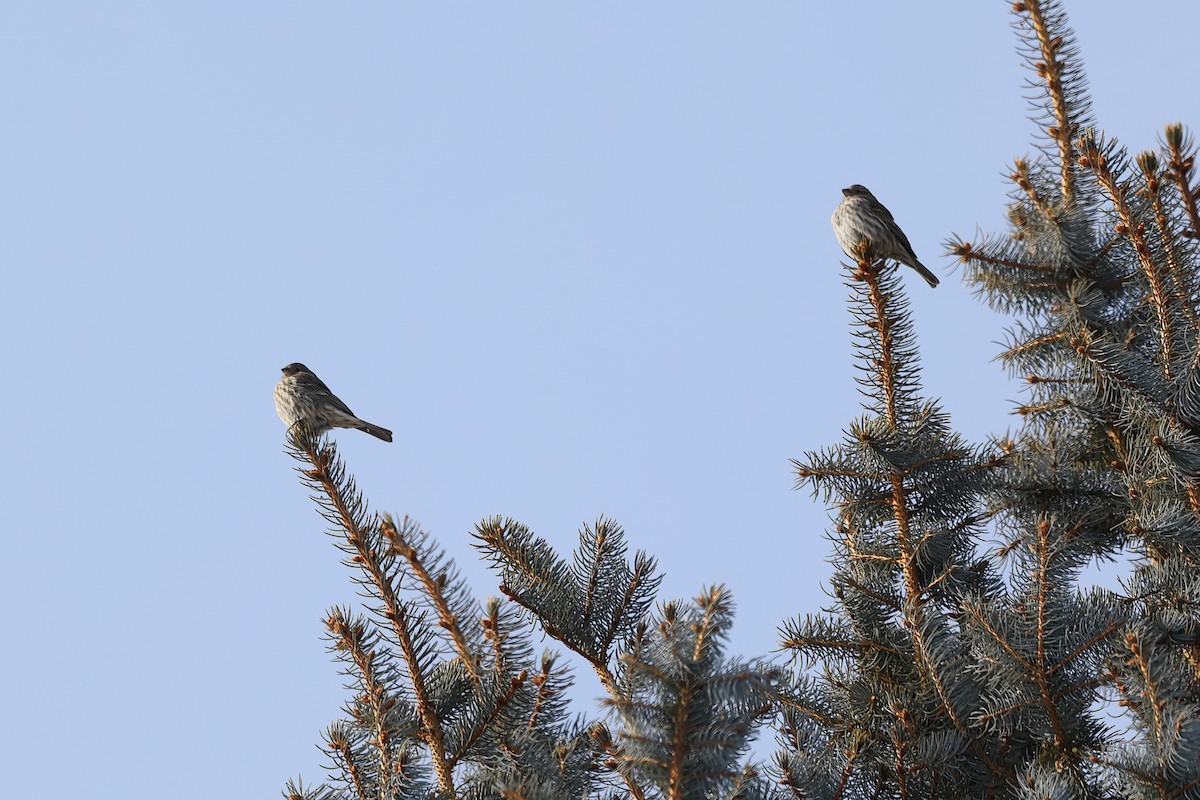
[870,196,897,224]
[872,197,920,260]
[892,222,920,260]
[299,372,357,416]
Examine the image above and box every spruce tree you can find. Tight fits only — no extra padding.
[279,2,1200,797]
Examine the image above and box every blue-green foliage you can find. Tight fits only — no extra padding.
[280,4,1200,799]
[608,586,781,800]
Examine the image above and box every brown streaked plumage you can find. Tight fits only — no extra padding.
[274,362,392,442]
[831,184,939,287]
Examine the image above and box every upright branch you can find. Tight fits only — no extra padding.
[384,517,483,684]
[324,608,414,797]
[1079,133,1177,378]
[860,259,927,608]
[289,430,457,796]
[284,430,603,800]
[844,242,924,428]
[852,245,900,429]
[844,249,947,606]
[1015,0,1088,205]
[609,587,780,800]
[785,243,1002,797]
[473,516,660,700]
[1165,123,1200,241]
[1137,150,1197,330]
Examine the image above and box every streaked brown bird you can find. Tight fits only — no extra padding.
[831,184,939,287]
[274,362,393,442]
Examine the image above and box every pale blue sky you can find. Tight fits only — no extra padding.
[3,3,1196,797]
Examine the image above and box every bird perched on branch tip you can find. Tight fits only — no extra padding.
[274,362,393,442]
[831,184,939,287]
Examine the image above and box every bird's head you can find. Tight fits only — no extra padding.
[281,363,309,376]
[842,184,872,199]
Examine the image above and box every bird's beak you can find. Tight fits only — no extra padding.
[841,187,852,197]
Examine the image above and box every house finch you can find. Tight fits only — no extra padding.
[274,362,393,442]
[831,184,939,287]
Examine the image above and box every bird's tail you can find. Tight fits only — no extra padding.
[909,259,940,288]
[358,421,394,442]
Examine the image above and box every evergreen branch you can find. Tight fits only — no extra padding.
[911,616,968,735]
[476,520,587,647]
[973,698,1036,726]
[1092,754,1200,797]
[1032,520,1069,749]
[612,591,774,800]
[1049,675,1103,703]
[326,725,370,800]
[1080,134,1178,377]
[1025,374,1091,385]
[839,576,902,613]
[900,449,969,476]
[1138,150,1197,329]
[1164,123,1200,240]
[447,670,528,768]
[1047,618,1123,678]
[477,599,540,681]
[326,609,399,793]
[1085,235,1125,272]
[282,778,345,800]
[773,694,845,731]
[1015,0,1080,204]
[579,525,606,630]
[498,582,619,696]
[590,725,648,800]
[723,764,774,800]
[921,564,958,596]
[1016,398,1072,417]
[844,546,900,567]
[779,634,899,659]
[1002,330,1071,360]
[853,247,899,428]
[1011,158,1057,223]
[480,598,508,671]
[973,606,1034,673]
[1188,485,1200,521]
[601,553,653,655]
[477,517,662,713]
[382,609,449,792]
[290,432,457,797]
[891,704,912,800]
[667,677,695,800]
[693,585,731,662]
[792,464,872,482]
[1125,631,1166,748]
[1090,755,1158,789]
[384,516,482,684]
[831,743,860,800]
[526,657,553,731]
[889,473,922,605]
[951,239,1059,274]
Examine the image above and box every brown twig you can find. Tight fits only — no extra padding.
[952,240,1059,274]
[384,516,482,684]
[328,727,370,800]
[1138,151,1196,329]
[1031,520,1069,752]
[1080,137,1177,377]
[854,250,899,429]
[1016,0,1078,204]
[448,671,528,768]
[326,611,398,792]
[299,439,457,797]
[1164,123,1200,240]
